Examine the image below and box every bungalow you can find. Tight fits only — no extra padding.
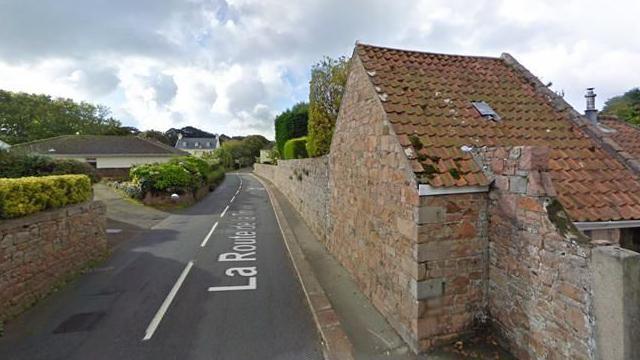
[12,135,187,177]
[174,133,219,157]
[327,43,640,357]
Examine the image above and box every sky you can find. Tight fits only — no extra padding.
[0,0,639,140]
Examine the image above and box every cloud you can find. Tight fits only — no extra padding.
[0,0,639,139]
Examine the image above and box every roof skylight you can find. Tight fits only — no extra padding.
[471,101,500,121]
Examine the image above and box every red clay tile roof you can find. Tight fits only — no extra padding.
[356,43,640,222]
[598,115,640,160]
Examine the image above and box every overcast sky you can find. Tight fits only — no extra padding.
[1,0,639,139]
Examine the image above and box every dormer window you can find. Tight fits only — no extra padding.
[471,101,501,121]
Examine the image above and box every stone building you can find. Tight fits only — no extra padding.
[328,43,640,357]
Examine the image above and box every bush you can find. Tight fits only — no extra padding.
[207,167,225,189]
[0,175,92,219]
[129,156,225,194]
[130,162,197,193]
[283,137,309,159]
[0,152,99,183]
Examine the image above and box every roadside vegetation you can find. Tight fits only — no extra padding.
[0,174,92,219]
[307,56,349,157]
[114,156,225,200]
[283,137,309,159]
[0,151,99,182]
[206,135,271,169]
[275,102,308,157]
[270,56,348,161]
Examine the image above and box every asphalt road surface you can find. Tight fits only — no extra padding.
[0,174,323,360]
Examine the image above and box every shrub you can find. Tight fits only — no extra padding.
[130,162,197,193]
[283,137,309,159]
[0,175,92,219]
[129,156,226,194]
[0,152,99,183]
[207,167,225,189]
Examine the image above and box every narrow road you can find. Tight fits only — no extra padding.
[0,174,323,360]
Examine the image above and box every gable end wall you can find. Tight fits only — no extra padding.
[329,53,422,350]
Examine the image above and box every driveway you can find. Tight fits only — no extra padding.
[0,174,323,360]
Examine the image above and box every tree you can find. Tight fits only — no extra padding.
[139,130,172,145]
[205,134,271,169]
[307,56,349,157]
[275,102,308,155]
[603,88,640,125]
[0,89,124,144]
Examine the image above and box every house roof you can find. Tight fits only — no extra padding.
[0,139,10,149]
[175,136,218,150]
[356,43,640,222]
[597,115,640,161]
[12,135,187,156]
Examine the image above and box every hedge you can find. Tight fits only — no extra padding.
[0,175,92,219]
[283,137,308,159]
[275,102,308,155]
[0,151,100,183]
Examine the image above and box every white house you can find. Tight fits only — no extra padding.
[12,135,188,177]
[0,139,10,150]
[174,133,220,157]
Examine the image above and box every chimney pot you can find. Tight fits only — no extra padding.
[585,87,598,123]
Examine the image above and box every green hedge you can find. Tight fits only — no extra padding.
[0,151,100,183]
[275,102,308,155]
[0,175,92,219]
[283,137,308,159]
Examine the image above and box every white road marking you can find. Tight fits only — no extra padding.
[142,260,194,341]
[230,195,236,203]
[200,222,219,247]
[220,205,230,218]
[208,277,257,292]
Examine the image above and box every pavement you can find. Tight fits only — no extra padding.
[0,173,323,360]
[255,174,514,360]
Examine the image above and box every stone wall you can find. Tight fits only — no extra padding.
[328,55,422,351]
[0,201,108,322]
[415,192,489,350]
[254,157,329,242]
[592,246,640,360]
[476,146,596,359]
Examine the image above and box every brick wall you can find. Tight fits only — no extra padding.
[329,55,422,351]
[476,146,596,359]
[415,192,489,350]
[0,201,108,322]
[254,157,329,242]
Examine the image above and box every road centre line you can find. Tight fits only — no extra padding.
[220,205,230,218]
[200,221,219,247]
[142,260,194,341]
[230,195,236,203]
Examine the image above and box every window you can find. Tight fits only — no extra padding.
[206,142,211,147]
[182,141,187,146]
[195,141,200,147]
[471,101,501,121]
